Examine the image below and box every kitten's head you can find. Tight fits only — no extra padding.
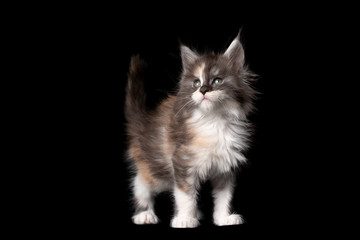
[177,34,257,118]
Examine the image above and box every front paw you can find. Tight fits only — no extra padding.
[171,216,200,228]
[132,211,159,225]
[214,214,244,226]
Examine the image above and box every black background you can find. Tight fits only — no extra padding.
[60,20,343,237]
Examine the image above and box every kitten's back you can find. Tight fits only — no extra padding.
[125,56,175,188]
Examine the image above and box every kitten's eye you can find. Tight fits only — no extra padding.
[212,78,223,86]
[193,79,201,88]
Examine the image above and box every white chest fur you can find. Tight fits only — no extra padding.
[187,109,249,180]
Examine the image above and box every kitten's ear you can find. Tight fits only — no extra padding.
[180,45,199,70]
[224,33,245,71]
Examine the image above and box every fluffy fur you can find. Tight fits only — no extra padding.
[125,33,257,228]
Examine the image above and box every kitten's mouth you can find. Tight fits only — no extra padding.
[201,97,210,102]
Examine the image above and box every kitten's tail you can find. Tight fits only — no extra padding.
[125,55,148,129]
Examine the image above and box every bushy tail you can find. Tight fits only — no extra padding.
[125,55,148,131]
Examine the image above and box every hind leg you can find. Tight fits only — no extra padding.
[132,174,159,224]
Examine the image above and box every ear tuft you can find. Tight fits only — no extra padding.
[224,34,245,70]
[180,45,199,70]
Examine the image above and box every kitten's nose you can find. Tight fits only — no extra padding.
[200,85,211,95]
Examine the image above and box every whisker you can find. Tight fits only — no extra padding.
[174,99,194,118]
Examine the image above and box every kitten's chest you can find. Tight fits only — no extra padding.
[191,120,231,147]
[187,114,248,175]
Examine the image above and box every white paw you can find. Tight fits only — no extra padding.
[214,214,244,226]
[171,216,200,228]
[132,211,159,225]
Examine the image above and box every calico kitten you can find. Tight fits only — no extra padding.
[125,33,257,228]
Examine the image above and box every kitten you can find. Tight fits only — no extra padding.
[125,33,257,228]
